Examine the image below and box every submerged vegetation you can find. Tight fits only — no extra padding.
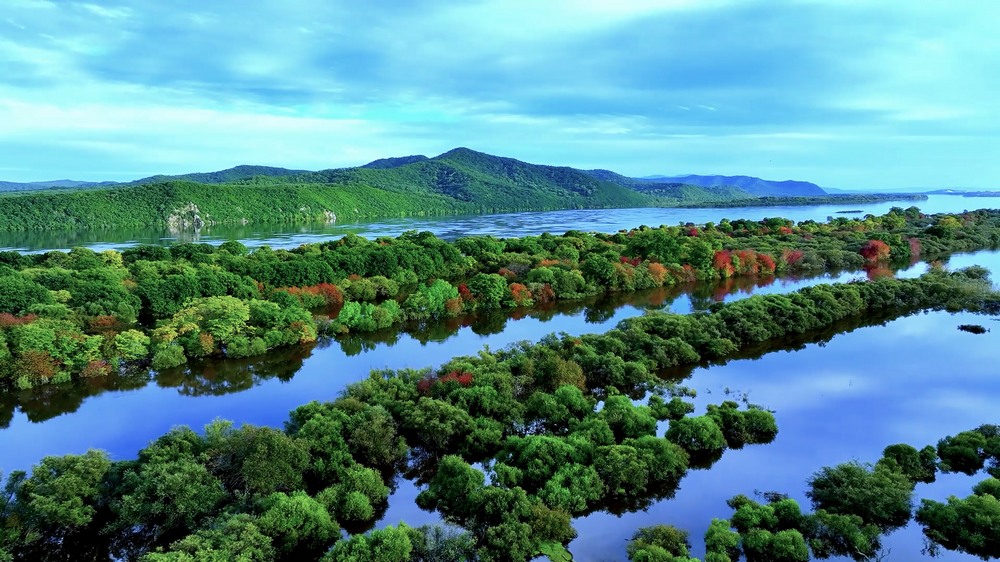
[0,267,996,561]
[1,206,999,390]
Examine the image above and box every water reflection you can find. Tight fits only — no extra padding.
[3,194,998,253]
[5,248,996,432]
[568,308,1000,562]
[0,255,997,560]
[155,344,315,396]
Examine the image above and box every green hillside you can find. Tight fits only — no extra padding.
[134,164,309,185]
[0,148,753,231]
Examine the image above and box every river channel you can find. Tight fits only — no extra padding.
[2,194,999,253]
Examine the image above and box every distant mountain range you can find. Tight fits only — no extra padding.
[0,179,117,191]
[0,148,933,232]
[640,174,826,197]
[0,149,826,199]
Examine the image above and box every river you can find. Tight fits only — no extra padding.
[1,205,999,561]
[2,194,999,253]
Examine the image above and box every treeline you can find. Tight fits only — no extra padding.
[0,273,931,431]
[627,421,1000,562]
[680,193,929,208]
[0,269,995,561]
[2,207,1000,390]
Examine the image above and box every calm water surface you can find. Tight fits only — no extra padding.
[2,194,999,253]
[0,224,998,561]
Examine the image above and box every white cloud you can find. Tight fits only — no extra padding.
[75,3,131,20]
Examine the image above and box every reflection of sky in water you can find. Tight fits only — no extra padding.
[569,308,1000,562]
[2,194,999,253]
[0,258,998,560]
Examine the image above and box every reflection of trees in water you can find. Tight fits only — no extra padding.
[4,370,150,426]
[0,394,15,429]
[657,310,904,384]
[155,344,316,397]
[0,265,894,427]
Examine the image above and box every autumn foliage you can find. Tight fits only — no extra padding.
[0,313,38,327]
[274,283,344,308]
[509,283,533,306]
[417,370,475,395]
[782,249,804,266]
[860,240,891,263]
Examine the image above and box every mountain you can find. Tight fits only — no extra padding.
[0,179,115,192]
[133,165,308,185]
[0,148,672,231]
[0,149,815,231]
[583,169,753,203]
[360,155,429,169]
[648,174,826,197]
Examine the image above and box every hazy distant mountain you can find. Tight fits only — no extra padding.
[360,155,429,169]
[133,165,308,185]
[0,179,115,192]
[648,174,826,197]
[583,169,752,202]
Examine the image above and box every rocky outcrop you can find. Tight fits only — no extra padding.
[167,203,206,234]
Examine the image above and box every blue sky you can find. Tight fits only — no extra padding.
[1,1,997,188]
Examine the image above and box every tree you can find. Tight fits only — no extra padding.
[114,330,151,362]
[466,274,508,309]
[916,488,1000,559]
[704,518,740,562]
[879,443,937,484]
[112,455,227,558]
[205,422,309,496]
[257,491,338,561]
[0,275,52,314]
[407,525,477,562]
[806,462,913,531]
[8,450,112,559]
[937,430,987,475]
[324,524,413,562]
[141,514,275,562]
[626,525,692,561]
[665,416,726,461]
[859,240,890,263]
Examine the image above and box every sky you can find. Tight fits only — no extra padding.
[1,1,997,188]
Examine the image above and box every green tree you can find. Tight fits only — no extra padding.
[0,275,52,314]
[916,486,1000,559]
[324,523,413,562]
[141,514,275,562]
[257,491,338,560]
[806,462,913,531]
[626,525,693,561]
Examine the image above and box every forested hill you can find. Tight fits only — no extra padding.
[0,148,762,231]
[646,174,827,197]
[584,169,753,203]
[1,148,869,231]
[360,154,430,169]
[133,165,310,185]
[0,179,115,192]
[0,152,639,231]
